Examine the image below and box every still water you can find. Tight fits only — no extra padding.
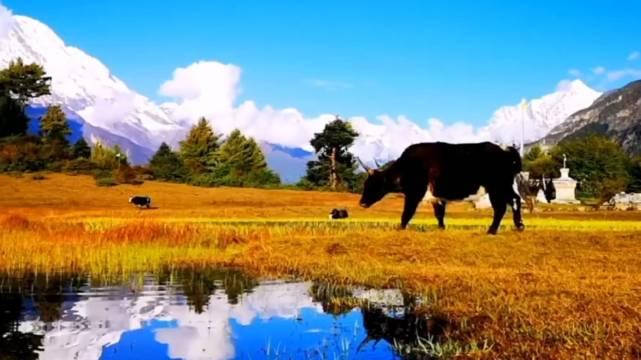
[0,270,439,360]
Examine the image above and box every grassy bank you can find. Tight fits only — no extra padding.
[1,174,641,358]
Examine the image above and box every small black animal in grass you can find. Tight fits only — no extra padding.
[129,196,151,208]
[329,208,349,220]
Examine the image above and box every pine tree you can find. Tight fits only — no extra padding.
[72,138,91,159]
[39,105,72,161]
[215,129,280,186]
[0,58,51,137]
[0,58,51,106]
[149,142,186,181]
[0,94,28,137]
[179,117,220,175]
[40,105,71,144]
[303,116,359,191]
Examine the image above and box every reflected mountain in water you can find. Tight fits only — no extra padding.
[0,270,443,360]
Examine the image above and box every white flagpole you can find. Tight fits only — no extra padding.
[519,99,527,157]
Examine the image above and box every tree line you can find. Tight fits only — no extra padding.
[524,136,641,203]
[0,58,364,190]
[5,57,638,198]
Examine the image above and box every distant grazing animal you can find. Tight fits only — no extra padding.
[358,142,524,234]
[516,175,556,213]
[329,208,349,220]
[129,196,151,208]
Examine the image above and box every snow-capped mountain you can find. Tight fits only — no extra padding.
[484,80,602,145]
[0,10,603,180]
[0,15,185,152]
[542,79,641,154]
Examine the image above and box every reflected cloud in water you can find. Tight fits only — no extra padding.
[0,271,438,360]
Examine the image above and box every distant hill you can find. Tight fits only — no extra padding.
[542,80,641,154]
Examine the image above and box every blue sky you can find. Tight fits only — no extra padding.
[3,0,640,126]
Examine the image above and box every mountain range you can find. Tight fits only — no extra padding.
[542,80,641,155]
[0,13,613,181]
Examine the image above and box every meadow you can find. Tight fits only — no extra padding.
[1,173,641,358]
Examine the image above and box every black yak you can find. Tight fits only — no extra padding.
[329,208,349,219]
[129,196,151,208]
[358,142,524,234]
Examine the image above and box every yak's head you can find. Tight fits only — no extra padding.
[358,158,396,208]
[359,169,389,208]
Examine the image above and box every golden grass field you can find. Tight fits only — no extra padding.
[1,173,641,358]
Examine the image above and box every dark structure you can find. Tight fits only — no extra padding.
[359,142,524,234]
[128,196,151,208]
[516,175,556,213]
[359,306,449,352]
[329,208,349,219]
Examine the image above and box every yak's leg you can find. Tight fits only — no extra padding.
[488,191,508,235]
[432,200,447,229]
[510,190,525,231]
[400,186,427,230]
[526,197,535,214]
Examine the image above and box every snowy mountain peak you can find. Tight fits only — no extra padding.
[484,80,602,145]
[564,79,598,94]
[0,14,183,151]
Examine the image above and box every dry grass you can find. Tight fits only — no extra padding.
[2,173,641,358]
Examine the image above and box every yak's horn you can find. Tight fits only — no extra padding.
[356,157,370,171]
[374,159,382,168]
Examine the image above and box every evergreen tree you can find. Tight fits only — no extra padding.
[0,59,51,137]
[40,105,71,144]
[72,138,91,159]
[0,94,28,137]
[523,145,558,178]
[303,116,359,191]
[214,129,280,186]
[149,142,186,181]
[179,117,220,176]
[39,105,71,161]
[0,58,51,106]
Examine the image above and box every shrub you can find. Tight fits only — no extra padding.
[114,165,138,184]
[64,158,96,173]
[95,177,117,187]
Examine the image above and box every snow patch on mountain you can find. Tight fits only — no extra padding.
[0,6,603,180]
[483,80,601,146]
[0,15,184,150]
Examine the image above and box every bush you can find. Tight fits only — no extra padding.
[95,177,117,187]
[114,165,138,184]
[64,158,96,173]
[44,161,64,172]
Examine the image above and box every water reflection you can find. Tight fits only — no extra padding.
[0,270,440,360]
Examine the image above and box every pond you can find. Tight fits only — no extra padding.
[0,269,444,360]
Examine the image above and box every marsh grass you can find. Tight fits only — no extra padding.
[2,174,641,358]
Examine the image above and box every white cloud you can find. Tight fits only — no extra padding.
[159,61,241,123]
[568,68,582,78]
[159,60,599,164]
[158,60,493,155]
[592,66,606,75]
[305,78,353,91]
[628,51,640,61]
[0,2,15,40]
[606,68,641,82]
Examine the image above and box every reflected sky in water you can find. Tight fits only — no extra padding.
[0,271,421,360]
